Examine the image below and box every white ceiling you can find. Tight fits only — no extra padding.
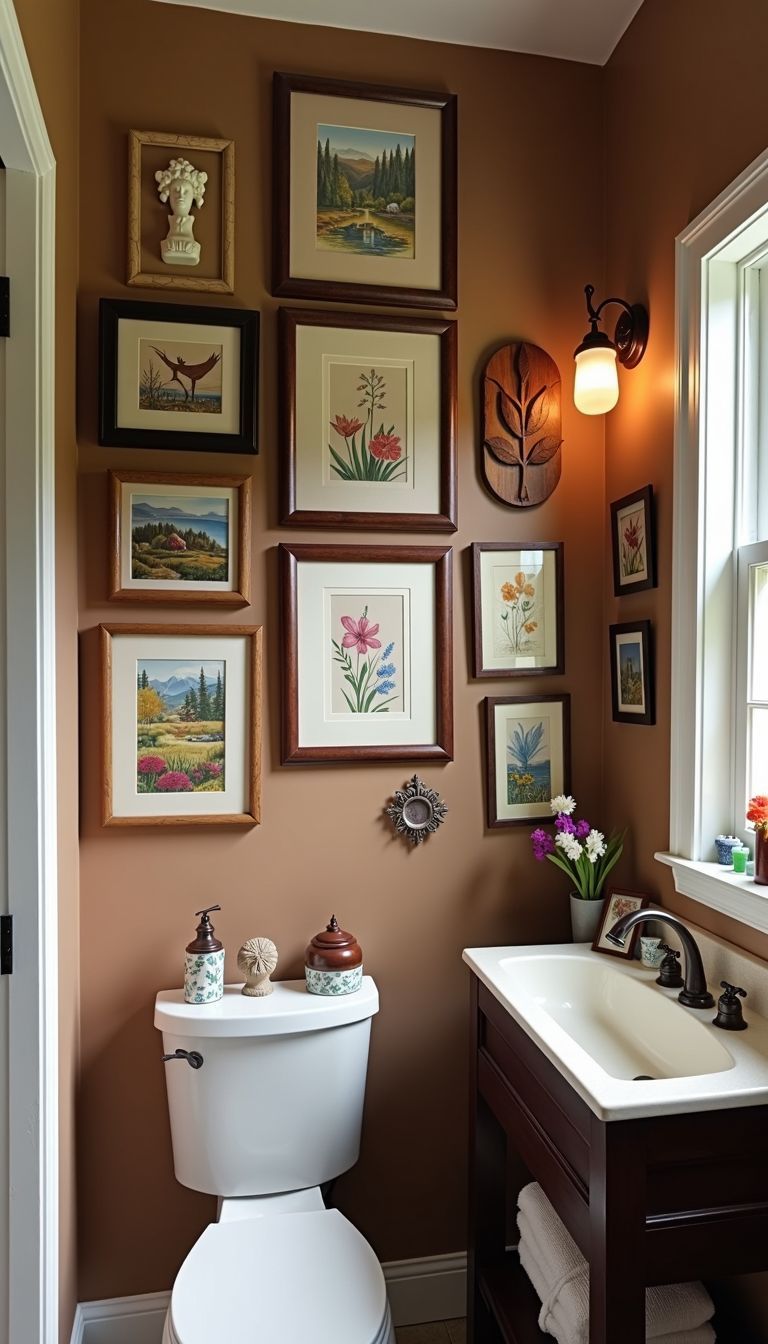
[154,0,645,66]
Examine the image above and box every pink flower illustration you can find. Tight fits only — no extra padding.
[137,755,167,775]
[340,614,381,655]
[156,770,192,792]
[369,432,402,462]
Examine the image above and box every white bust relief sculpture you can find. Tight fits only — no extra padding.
[155,156,208,267]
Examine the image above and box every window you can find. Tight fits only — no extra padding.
[663,149,768,932]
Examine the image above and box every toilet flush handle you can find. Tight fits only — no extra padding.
[162,1048,204,1069]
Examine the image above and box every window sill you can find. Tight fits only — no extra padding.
[655,852,768,935]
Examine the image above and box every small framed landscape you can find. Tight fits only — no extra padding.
[101,623,262,826]
[99,298,259,452]
[280,543,453,763]
[127,130,235,293]
[610,484,656,596]
[471,542,564,677]
[609,620,655,725]
[108,471,251,605]
[279,308,456,531]
[273,72,457,309]
[485,694,570,829]
[592,888,649,959]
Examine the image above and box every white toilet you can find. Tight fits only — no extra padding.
[154,976,393,1344]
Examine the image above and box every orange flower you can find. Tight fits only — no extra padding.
[501,582,518,602]
[523,583,535,597]
[523,621,538,634]
[514,571,526,588]
[747,794,768,828]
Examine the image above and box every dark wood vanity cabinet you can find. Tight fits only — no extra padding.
[467,975,768,1344]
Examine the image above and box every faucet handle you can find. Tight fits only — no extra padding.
[656,943,684,989]
[713,982,748,1030]
[720,980,747,999]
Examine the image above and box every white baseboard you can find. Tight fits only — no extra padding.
[70,1251,467,1342]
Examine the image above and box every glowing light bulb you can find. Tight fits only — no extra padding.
[573,344,619,415]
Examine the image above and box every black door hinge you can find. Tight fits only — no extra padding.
[0,278,9,339]
[1,915,12,974]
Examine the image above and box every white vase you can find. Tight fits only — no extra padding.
[570,893,604,944]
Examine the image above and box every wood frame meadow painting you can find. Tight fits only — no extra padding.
[279,307,456,531]
[485,694,571,828]
[273,72,457,309]
[280,542,453,763]
[610,484,656,595]
[609,620,655,725]
[101,623,262,825]
[109,471,251,605]
[472,542,564,677]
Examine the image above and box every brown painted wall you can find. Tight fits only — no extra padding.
[77,0,605,1300]
[10,0,80,1338]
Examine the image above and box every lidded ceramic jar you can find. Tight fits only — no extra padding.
[305,915,363,996]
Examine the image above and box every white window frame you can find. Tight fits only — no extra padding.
[659,147,768,933]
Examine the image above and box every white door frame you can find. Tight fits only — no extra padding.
[0,3,59,1342]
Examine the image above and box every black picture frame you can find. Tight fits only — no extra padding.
[610,484,656,596]
[98,298,259,453]
[609,619,655,725]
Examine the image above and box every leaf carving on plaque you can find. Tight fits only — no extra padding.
[481,342,563,508]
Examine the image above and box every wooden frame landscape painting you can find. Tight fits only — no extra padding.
[592,888,649,959]
[609,619,655,725]
[101,623,262,826]
[273,72,457,309]
[610,484,656,596]
[109,470,252,605]
[280,543,453,763]
[127,129,235,293]
[485,694,570,828]
[472,542,564,677]
[99,298,259,452]
[279,307,456,531]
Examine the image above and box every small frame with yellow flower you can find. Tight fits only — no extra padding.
[471,542,564,678]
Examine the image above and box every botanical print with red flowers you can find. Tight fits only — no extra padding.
[328,363,408,484]
[492,564,545,657]
[617,501,648,583]
[329,593,405,715]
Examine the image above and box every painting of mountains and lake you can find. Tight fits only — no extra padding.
[131,493,229,583]
[316,124,415,259]
[136,659,225,793]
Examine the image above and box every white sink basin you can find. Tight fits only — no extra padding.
[464,943,768,1120]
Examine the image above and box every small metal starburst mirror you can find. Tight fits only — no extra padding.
[386,775,448,846]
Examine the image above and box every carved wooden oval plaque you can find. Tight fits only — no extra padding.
[481,342,562,508]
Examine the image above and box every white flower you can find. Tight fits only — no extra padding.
[556,832,583,862]
[550,794,576,816]
[585,829,607,864]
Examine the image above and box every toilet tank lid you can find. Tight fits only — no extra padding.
[154,977,379,1038]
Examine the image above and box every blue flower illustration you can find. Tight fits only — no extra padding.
[381,642,395,659]
[376,680,396,696]
[377,662,396,679]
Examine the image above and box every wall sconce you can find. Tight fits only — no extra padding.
[573,284,649,415]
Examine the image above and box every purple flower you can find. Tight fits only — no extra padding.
[575,818,591,838]
[555,814,576,834]
[531,827,555,861]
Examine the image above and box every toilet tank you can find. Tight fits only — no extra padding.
[154,978,379,1197]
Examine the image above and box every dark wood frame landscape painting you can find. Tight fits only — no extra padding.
[272,72,457,309]
[99,297,259,452]
[609,619,655,725]
[279,307,457,531]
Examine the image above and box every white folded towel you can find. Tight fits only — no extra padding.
[517,1182,715,1344]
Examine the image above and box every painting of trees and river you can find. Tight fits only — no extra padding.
[316,124,415,258]
[136,660,225,793]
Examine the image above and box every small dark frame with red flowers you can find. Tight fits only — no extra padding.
[610,484,656,597]
[592,888,650,959]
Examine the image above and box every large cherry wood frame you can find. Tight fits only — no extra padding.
[471,542,564,678]
[272,71,458,310]
[279,307,457,532]
[108,470,252,605]
[484,693,571,829]
[280,543,453,764]
[100,623,262,826]
[467,973,762,1343]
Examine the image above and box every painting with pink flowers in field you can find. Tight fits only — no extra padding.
[327,361,409,484]
[329,592,405,715]
[136,658,225,793]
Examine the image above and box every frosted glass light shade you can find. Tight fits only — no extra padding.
[573,345,619,415]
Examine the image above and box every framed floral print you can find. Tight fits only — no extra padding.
[609,620,655,725]
[280,543,453,763]
[610,484,656,596]
[485,694,571,828]
[108,470,252,605]
[471,542,564,677]
[101,623,262,826]
[99,298,259,452]
[592,888,649,959]
[273,72,457,309]
[279,307,456,531]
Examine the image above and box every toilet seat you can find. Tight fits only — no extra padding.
[167,1208,392,1344]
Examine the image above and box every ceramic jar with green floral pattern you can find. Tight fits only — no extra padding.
[305,915,363,996]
